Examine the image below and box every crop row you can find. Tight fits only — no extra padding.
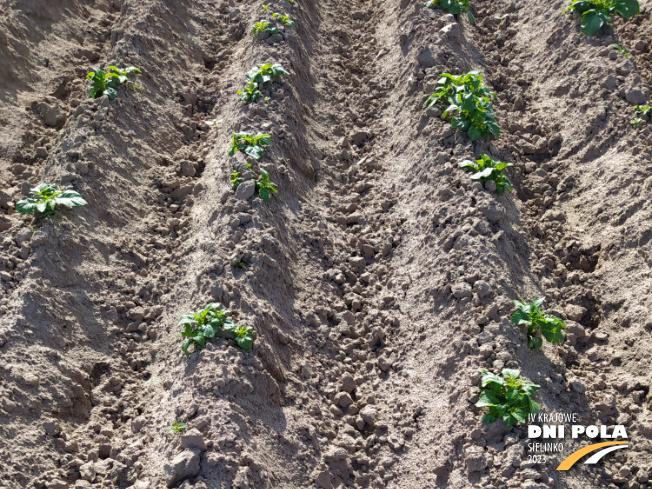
[10,0,647,430]
[423,0,644,427]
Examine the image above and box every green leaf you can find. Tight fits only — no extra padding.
[56,192,88,207]
[16,200,37,214]
[475,390,500,407]
[482,411,499,424]
[532,297,546,308]
[502,369,520,381]
[105,87,118,99]
[510,309,531,326]
[581,10,606,36]
[259,188,271,202]
[528,335,543,349]
[458,160,478,170]
[471,168,494,179]
[36,202,47,213]
[468,10,475,23]
[487,122,501,139]
[223,321,237,333]
[480,372,504,387]
[529,399,541,414]
[511,407,528,424]
[236,335,253,349]
[256,134,272,146]
[540,324,565,344]
[451,117,470,131]
[468,125,481,141]
[245,145,265,160]
[614,0,639,19]
[179,315,196,326]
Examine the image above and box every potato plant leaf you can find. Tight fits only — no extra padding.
[458,155,513,195]
[179,303,253,356]
[254,169,278,202]
[228,132,271,160]
[16,184,87,217]
[510,297,566,349]
[565,0,639,36]
[424,72,499,141]
[475,369,540,427]
[425,0,474,23]
[86,66,141,99]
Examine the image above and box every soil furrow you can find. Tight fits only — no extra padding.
[2,0,652,488]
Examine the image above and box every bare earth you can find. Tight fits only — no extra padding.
[1,0,652,488]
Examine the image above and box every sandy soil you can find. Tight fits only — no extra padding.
[1,0,652,487]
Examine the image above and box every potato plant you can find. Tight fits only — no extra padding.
[564,0,639,36]
[254,169,278,202]
[252,20,278,37]
[179,303,233,356]
[237,80,262,103]
[230,163,251,190]
[632,105,651,127]
[246,63,290,86]
[459,155,513,195]
[511,298,566,349]
[224,323,255,349]
[16,184,87,217]
[238,63,289,103]
[475,369,540,426]
[228,132,271,160]
[272,13,295,28]
[424,72,499,141]
[179,303,254,355]
[87,66,141,99]
[611,43,631,57]
[424,0,475,23]
[165,421,187,435]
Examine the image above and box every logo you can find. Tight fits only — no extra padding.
[556,441,629,470]
[526,412,630,470]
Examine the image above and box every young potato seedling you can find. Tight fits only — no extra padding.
[238,64,289,103]
[272,13,296,28]
[424,0,475,23]
[237,80,262,103]
[246,63,290,86]
[511,297,566,349]
[252,20,278,37]
[230,163,252,190]
[564,0,639,36]
[254,169,278,202]
[87,66,141,99]
[631,118,645,127]
[611,43,631,56]
[631,105,650,127]
[634,105,652,119]
[228,132,271,160]
[205,119,223,127]
[424,72,499,141]
[179,303,234,356]
[16,184,87,217]
[459,155,513,195]
[166,421,187,435]
[475,369,540,426]
[231,170,243,189]
[224,323,255,350]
